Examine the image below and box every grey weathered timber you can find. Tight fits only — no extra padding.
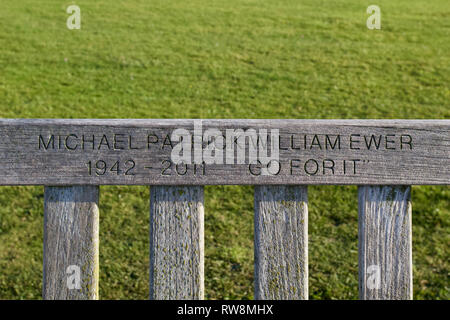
[358,186,412,300]
[254,185,308,299]
[0,119,449,185]
[43,186,99,300]
[150,186,204,300]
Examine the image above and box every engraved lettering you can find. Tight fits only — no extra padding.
[364,135,382,150]
[147,134,159,148]
[351,159,360,174]
[39,135,55,150]
[350,134,361,150]
[290,159,301,175]
[267,159,281,175]
[325,135,340,150]
[82,134,95,150]
[385,134,396,150]
[279,135,289,150]
[129,135,140,150]
[176,163,188,175]
[310,135,322,149]
[162,134,174,149]
[304,159,319,175]
[290,135,301,150]
[98,134,111,150]
[203,129,223,165]
[225,129,258,165]
[400,134,412,150]
[58,135,63,149]
[110,161,120,174]
[95,160,107,175]
[125,160,136,175]
[161,160,172,175]
[323,159,335,174]
[65,134,78,150]
[249,161,261,176]
[114,134,126,150]
[193,162,206,175]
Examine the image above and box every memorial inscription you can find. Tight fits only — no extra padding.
[0,119,448,185]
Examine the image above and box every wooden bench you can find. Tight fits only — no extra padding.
[0,119,448,300]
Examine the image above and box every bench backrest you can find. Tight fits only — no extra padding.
[1,119,448,299]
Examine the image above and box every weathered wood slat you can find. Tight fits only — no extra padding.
[149,186,204,299]
[43,186,99,300]
[0,119,448,185]
[358,186,412,300]
[254,185,308,299]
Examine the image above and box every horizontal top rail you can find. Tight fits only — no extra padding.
[0,119,448,185]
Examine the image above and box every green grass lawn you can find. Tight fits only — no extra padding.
[0,0,448,299]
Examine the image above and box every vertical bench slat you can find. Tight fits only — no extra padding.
[254,185,308,300]
[358,186,413,300]
[150,186,204,300]
[43,186,99,300]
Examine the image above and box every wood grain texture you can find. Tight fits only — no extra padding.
[0,119,448,185]
[254,185,308,299]
[43,186,99,300]
[150,186,204,300]
[358,186,412,300]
